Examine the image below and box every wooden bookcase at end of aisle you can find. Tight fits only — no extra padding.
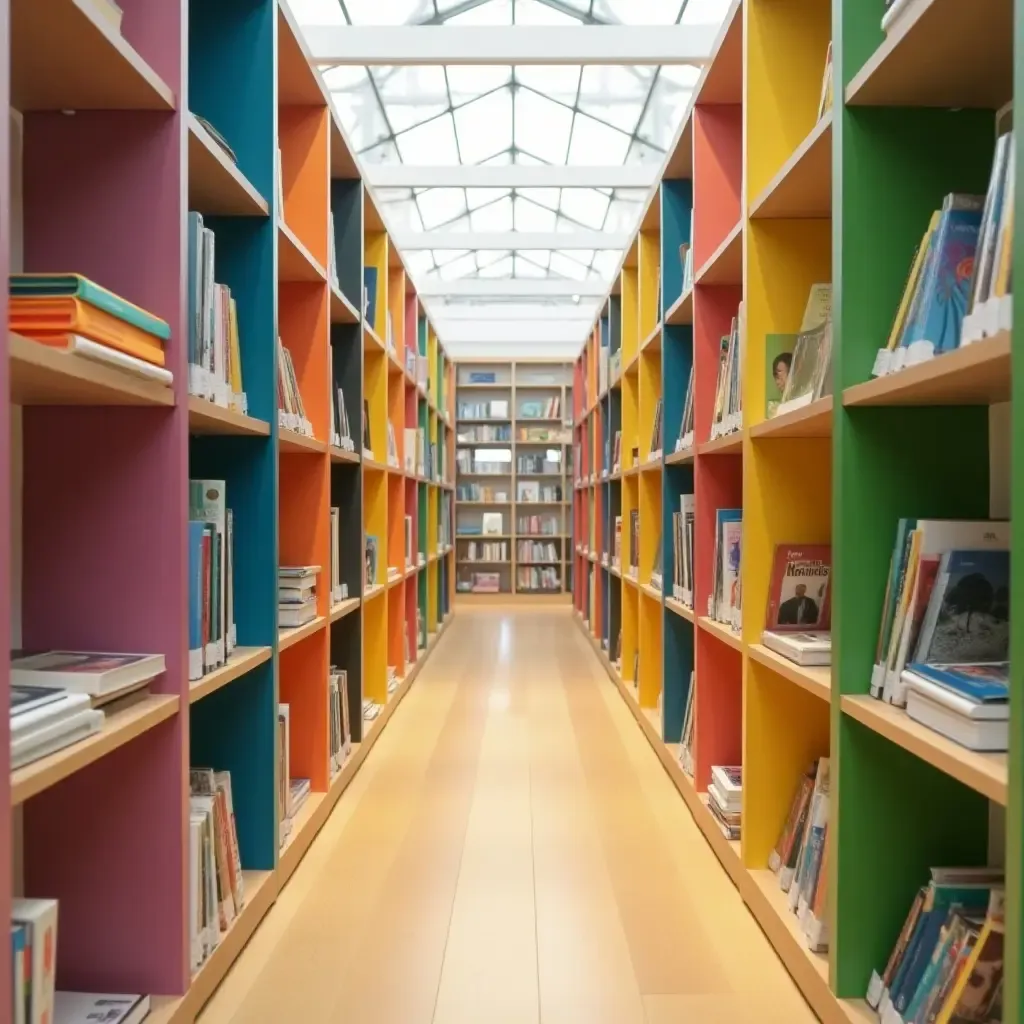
[454,358,574,599]
[573,1,1022,1023]
[2,2,455,1022]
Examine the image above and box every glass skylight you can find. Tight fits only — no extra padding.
[293,0,725,290]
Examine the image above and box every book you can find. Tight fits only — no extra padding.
[709,307,743,439]
[765,334,797,419]
[55,993,150,1024]
[363,266,378,328]
[12,898,58,1024]
[768,764,816,881]
[38,334,173,385]
[365,536,379,589]
[190,479,230,670]
[10,682,67,718]
[761,630,831,666]
[10,651,164,698]
[778,320,833,415]
[277,338,311,436]
[11,703,104,769]
[765,544,831,632]
[903,680,1009,751]
[816,41,833,120]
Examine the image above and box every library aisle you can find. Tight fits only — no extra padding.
[197,606,815,1024]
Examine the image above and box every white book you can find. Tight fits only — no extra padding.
[55,993,150,1024]
[189,815,204,970]
[11,708,104,767]
[905,687,1009,751]
[10,691,92,736]
[278,599,317,628]
[11,651,165,697]
[901,670,1008,720]
[65,335,173,385]
[761,630,831,667]
[12,898,58,1024]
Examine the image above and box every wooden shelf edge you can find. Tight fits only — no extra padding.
[748,644,831,702]
[188,396,270,436]
[748,112,832,220]
[748,396,833,439]
[186,114,269,217]
[277,220,327,282]
[278,429,327,454]
[278,615,327,652]
[11,693,180,806]
[697,616,744,652]
[695,219,743,285]
[840,694,1007,805]
[665,597,695,622]
[189,646,273,704]
[329,597,361,622]
[698,432,744,456]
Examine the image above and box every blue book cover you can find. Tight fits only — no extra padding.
[903,198,984,356]
[188,521,205,671]
[363,267,378,330]
[908,661,1009,703]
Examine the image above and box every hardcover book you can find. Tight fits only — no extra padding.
[765,544,832,632]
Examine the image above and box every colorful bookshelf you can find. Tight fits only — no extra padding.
[579,0,1020,1020]
[3,2,454,1019]
[454,358,573,598]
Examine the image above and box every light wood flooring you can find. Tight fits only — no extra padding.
[199,605,817,1023]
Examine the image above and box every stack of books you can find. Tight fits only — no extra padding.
[760,543,832,666]
[707,765,742,841]
[9,273,173,387]
[329,667,351,775]
[10,652,165,769]
[277,337,312,437]
[189,768,246,973]
[278,566,319,629]
[189,479,235,682]
[187,213,247,412]
[869,519,1009,732]
[768,759,830,952]
[865,867,1004,1023]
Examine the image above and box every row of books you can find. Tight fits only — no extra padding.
[707,765,741,841]
[10,653,165,769]
[189,767,246,973]
[866,866,1004,1024]
[709,509,741,630]
[456,424,511,443]
[457,571,502,594]
[517,540,560,564]
[329,371,354,451]
[768,758,830,952]
[277,703,311,849]
[648,398,664,459]
[188,212,246,413]
[189,479,236,682]
[519,397,560,420]
[517,425,570,443]
[456,451,507,475]
[517,566,561,591]
[277,337,312,437]
[458,400,508,420]
[873,149,1013,383]
[676,365,695,452]
[671,494,695,608]
[456,483,509,502]
[709,305,743,440]
[461,541,508,562]
[10,273,173,387]
[517,481,562,502]
[517,453,562,474]
[329,667,351,776]
[518,514,561,534]
[11,897,153,1024]
[871,518,1009,751]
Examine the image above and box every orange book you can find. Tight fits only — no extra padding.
[10,297,166,366]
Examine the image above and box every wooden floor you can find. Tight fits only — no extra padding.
[199,606,817,1024]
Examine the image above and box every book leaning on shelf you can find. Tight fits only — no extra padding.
[278,338,313,437]
[189,479,236,681]
[761,543,832,666]
[765,284,832,419]
[329,353,354,451]
[675,365,695,451]
[648,399,663,462]
[187,212,246,412]
[865,868,1004,1024]
[709,509,742,630]
[869,518,1010,739]
[8,273,173,386]
[678,672,695,778]
[709,304,744,439]
[767,759,830,951]
[188,767,246,974]
[671,493,695,607]
[329,666,351,775]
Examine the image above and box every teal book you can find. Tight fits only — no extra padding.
[901,195,984,357]
[9,273,171,341]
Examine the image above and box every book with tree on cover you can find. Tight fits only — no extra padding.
[765,544,831,632]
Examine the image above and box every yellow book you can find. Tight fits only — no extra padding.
[992,185,1014,300]
[228,296,244,400]
[935,911,1004,1023]
[883,529,921,681]
[886,212,940,352]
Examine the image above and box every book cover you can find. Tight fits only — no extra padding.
[906,661,1009,704]
[765,334,796,419]
[765,544,831,631]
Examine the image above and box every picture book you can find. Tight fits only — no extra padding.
[765,544,831,632]
[765,333,796,419]
[906,661,1009,704]
[778,321,832,415]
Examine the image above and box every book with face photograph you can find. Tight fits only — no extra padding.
[766,544,832,632]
